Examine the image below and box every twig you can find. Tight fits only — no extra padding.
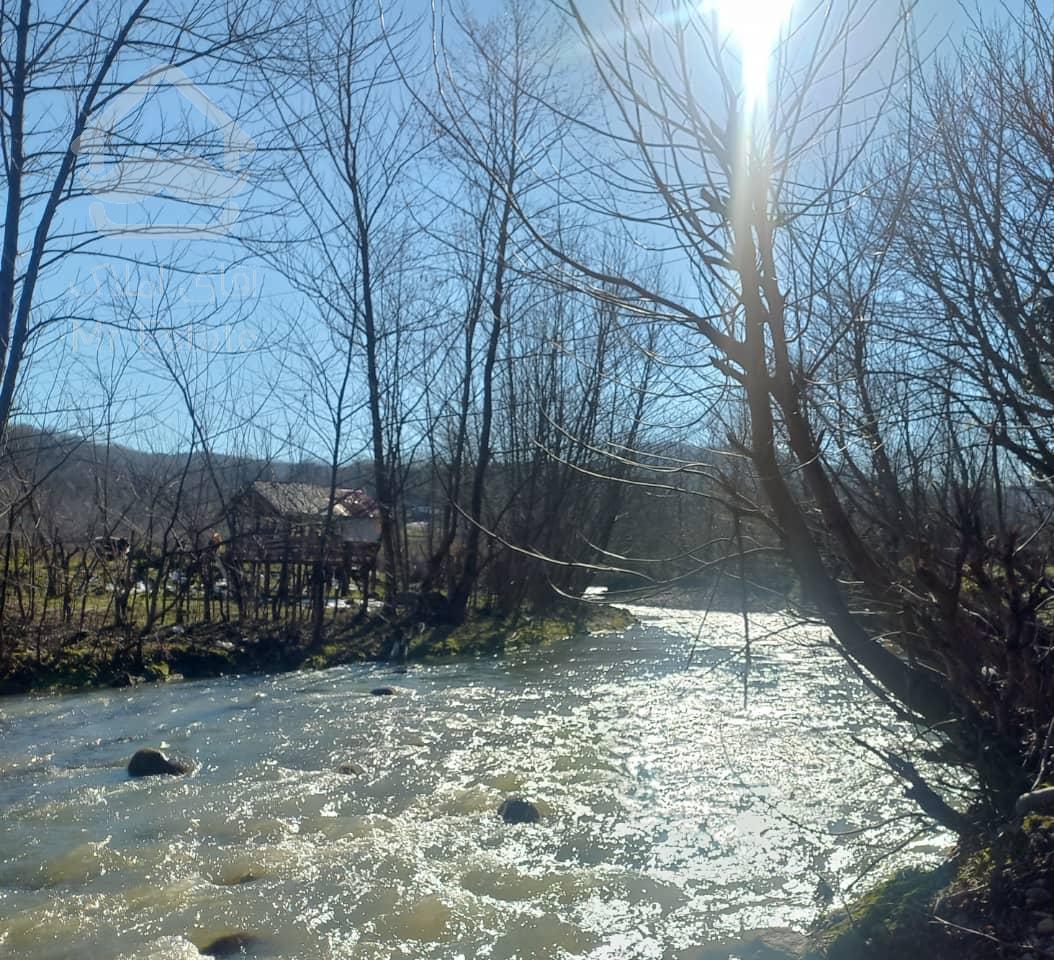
[931,915,1028,951]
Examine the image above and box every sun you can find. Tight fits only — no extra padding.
[705,0,795,113]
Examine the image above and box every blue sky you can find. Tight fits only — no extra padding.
[17,0,1008,459]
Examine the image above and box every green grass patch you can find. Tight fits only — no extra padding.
[0,601,637,695]
[406,604,635,659]
[809,865,954,960]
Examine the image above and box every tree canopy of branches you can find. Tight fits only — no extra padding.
[485,0,1054,831]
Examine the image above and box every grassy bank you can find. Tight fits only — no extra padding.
[0,604,636,696]
[808,811,1054,959]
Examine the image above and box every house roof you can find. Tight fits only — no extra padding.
[247,481,379,520]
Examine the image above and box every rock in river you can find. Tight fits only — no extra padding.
[199,931,259,956]
[498,797,541,824]
[127,748,189,778]
[370,686,397,696]
[337,761,364,776]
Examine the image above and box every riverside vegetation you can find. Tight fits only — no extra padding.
[0,597,635,695]
[1,0,1054,957]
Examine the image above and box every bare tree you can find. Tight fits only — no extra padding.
[465,0,1046,830]
[418,0,592,621]
[253,0,428,622]
[0,0,285,448]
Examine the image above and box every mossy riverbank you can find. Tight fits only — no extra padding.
[808,811,1054,959]
[0,604,636,696]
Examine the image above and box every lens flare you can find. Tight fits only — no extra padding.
[704,0,794,113]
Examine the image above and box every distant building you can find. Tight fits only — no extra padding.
[92,535,131,560]
[227,482,382,599]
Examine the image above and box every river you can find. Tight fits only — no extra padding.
[0,604,947,959]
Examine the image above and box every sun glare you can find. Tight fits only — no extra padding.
[705,0,794,113]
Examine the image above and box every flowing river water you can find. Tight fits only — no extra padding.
[0,604,948,959]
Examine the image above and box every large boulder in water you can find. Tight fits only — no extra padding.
[498,797,541,824]
[127,748,189,778]
[370,686,397,696]
[199,931,259,956]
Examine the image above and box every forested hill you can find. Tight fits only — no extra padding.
[0,425,375,543]
[0,423,763,602]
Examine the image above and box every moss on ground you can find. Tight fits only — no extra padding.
[405,604,634,659]
[807,865,953,959]
[809,811,1054,959]
[0,603,637,695]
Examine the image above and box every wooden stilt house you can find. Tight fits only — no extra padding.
[227,481,381,614]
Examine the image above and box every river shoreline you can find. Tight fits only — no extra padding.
[0,575,794,698]
[0,603,637,697]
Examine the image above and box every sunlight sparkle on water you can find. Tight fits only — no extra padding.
[704,0,794,112]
